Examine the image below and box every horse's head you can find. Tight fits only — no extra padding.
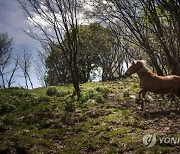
[125,59,146,77]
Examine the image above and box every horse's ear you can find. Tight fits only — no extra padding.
[141,60,146,64]
[132,59,137,65]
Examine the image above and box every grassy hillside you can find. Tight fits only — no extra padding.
[0,78,180,153]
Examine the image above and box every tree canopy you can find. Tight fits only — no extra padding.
[45,23,122,85]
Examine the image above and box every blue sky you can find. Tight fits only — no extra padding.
[0,0,42,88]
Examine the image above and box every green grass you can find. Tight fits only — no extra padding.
[0,79,180,153]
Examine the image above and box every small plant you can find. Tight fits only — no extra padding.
[0,102,15,114]
[121,110,130,118]
[123,90,131,98]
[37,95,51,102]
[80,88,97,103]
[80,94,89,103]
[7,87,24,90]
[64,99,75,112]
[95,87,103,92]
[95,86,109,98]
[46,86,69,97]
[11,91,25,97]
[80,87,109,103]
[46,87,58,96]
[87,89,97,99]
[95,95,104,103]
[56,90,67,97]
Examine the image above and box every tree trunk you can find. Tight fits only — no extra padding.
[142,41,164,76]
[1,74,6,89]
[27,73,34,89]
[73,55,81,99]
[71,70,81,98]
[149,54,164,76]
[68,54,81,99]
[8,61,18,88]
[24,73,28,89]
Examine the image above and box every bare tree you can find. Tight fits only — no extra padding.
[0,32,13,66]
[140,0,180,75]
[0,32,13,88]
[7,57,19,88]
[90,0,180,75]
[0,62,7,89]
[34,45,48,87]
[18,0,82,98]
[19,46,34,89]
[0,53,19,89]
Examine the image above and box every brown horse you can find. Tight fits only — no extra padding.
[125,59,180,111]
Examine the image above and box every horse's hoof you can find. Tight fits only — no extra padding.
[135,98,144,104]
[135,98,140,104]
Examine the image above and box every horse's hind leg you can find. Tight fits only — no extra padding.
[138,89,143,100]
[175,94,180,111]
[169,94,176,102]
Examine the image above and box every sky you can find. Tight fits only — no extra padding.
[0,0,42,88]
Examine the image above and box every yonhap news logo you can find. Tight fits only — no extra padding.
[143,133,157,148]
[143,133,180,148]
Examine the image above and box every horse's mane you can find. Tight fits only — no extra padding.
[137,60,150,73]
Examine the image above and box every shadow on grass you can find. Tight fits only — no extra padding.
[142,109,180,119]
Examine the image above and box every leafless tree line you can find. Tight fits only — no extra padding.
[0,33,35,89]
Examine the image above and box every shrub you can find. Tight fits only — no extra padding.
[95,95,104,103]
[0,102,15,114]
[56,90,67,97]
[87,89,97,99]
[123,90,130,98]
[80,89,98,102]
[80,94,89,103]
[11,91,25,97]
[46,87,69,97]
[80,87,109,103]
[7,87,24,90]
[37,95,51,102]
[95,86,109,98]
[95,86,104,92]
[46,87,58,96]
[64,99,75,112]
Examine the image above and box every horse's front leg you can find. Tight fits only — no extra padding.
[135,89,143,104]
[141,91,147,111]
[138,89,146,111]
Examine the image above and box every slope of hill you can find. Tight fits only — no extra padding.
[0,78,180,153]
